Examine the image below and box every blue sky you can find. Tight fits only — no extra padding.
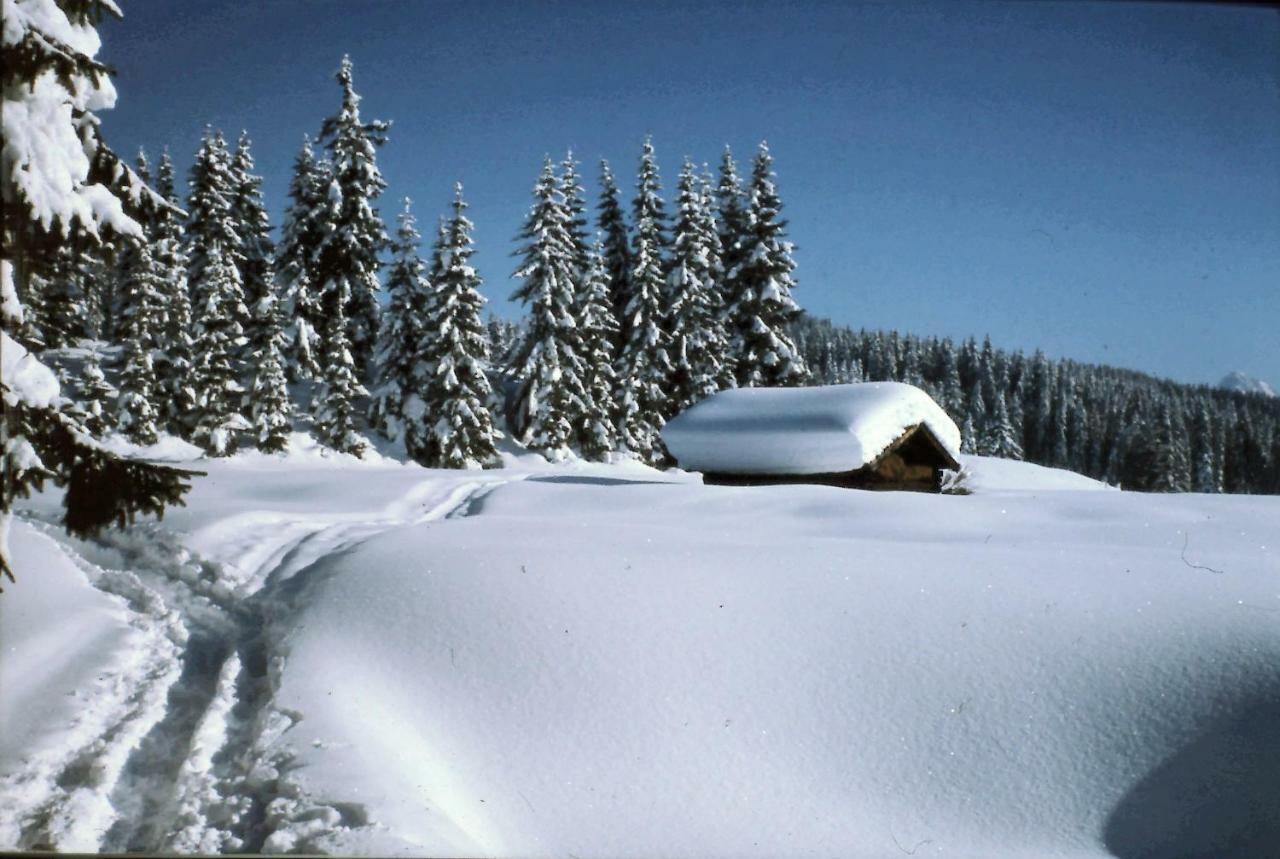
[100,1,1279,387]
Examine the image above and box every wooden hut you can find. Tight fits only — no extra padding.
[661,383,962,493]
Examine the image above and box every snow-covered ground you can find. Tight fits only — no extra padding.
[3,446,1277,857]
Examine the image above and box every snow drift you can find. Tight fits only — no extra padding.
[661,382,961,475]
[4,453,1277,857]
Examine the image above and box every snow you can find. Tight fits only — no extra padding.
[957,454,1115,492]
[4,451,1278,856]
[0,331,60,410]
[662,382,961,475]
[1218,370,1277,398]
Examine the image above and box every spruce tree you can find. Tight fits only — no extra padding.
[187,129,245,324]
[979,390,1023,460]
[667,160,732,413]
[1,0,193,584]
[78,346,117,438]
[246,291,293,454]
[311,295,368,456]
[597,159,632,354]
[715,145,749,320]
[416,185,501,468]
[726,142,807,387]
[229,130,276,363]
[278,136,330,378]
[317,55,390,376]
[192,243,250,455]
[508,159,590,460]
[616,138,674,463]
[371,198,431,441]
[577,239,621,460]
[560,151,590,273]
[115,243,164,445]
[153,150,199,438]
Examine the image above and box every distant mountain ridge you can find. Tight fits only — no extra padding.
[1219,371,1277,398]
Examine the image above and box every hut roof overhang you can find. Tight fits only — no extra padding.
[661,382,962,476]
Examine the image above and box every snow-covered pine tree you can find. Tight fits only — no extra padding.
[616,138,674,463]
[78,345,117,438]
[317,55,390,377]
[576,238,621,460]
[1,0,193,584]
[152,150,199,438]
[115,242,164,445]
[246,289,293,453]
[699,162,736,388]
[277,136,330,378]
[192,242,250,455]
[715,146,749,352]
[186,128,246,328]
[508,159,590,460]
[597,159,632,355]
[229,130,276,365]
[725,142,808,388]
[667,160,732,414]
[961,387,986,455]
[415,184,501,468]
[979,390,1023,460]
[370,198,431,441]
[560,151,590,273]
[311,294,368,456]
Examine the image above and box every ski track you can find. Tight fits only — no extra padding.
[5,474,509,854]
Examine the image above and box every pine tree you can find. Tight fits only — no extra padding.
[317,55,390,376]
[278,135,330,378]
[577,239,621,460]
[187,128,245,323]
[371,198,431,440]
[616,138,673,463]
[192,243,250,455]
[115,243,164,445]
[312,296,368,456]
[715,145,750,328]
[597,159,632,355]
[1,0,194,584]
[560,151,590,273]
[667,160,732,413]
[229,130,276,363]
[979,390,1023,460]
[416,184,501,468]
[961,387,986,455]
[508,159,589,459]
[725,142,807,387]
[78,346,117,438]
[246,290,293,454]
[150,150,199,438]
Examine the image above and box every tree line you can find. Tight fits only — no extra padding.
[791,318,1280,494]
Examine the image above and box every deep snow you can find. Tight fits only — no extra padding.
[2,446,1277,857]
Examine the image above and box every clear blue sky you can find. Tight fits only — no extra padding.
[100,0,1279,387]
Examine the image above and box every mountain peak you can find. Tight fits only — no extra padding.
[1219,371,1277,398]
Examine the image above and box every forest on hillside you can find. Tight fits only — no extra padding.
[790,317,1280,494]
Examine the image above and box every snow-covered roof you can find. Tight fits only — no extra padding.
[661,382,962,476]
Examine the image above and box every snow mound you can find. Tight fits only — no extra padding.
[958,454,1114,492]
[260,477,1280,857]
[1218,371,1277,398]
[662,382,961,475]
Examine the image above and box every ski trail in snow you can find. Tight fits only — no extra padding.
[4,474,511,854]
[0,526,186,852]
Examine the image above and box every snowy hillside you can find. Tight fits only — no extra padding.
[3,451,1278,857]
[1219,371,1278,398]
